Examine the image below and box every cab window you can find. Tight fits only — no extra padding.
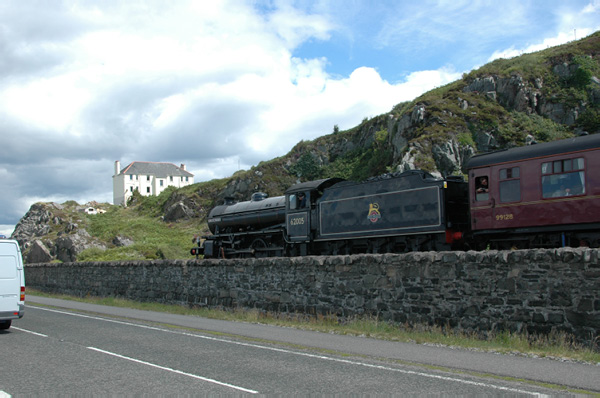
[288,194,297,210]
[297,192,307,208]
[288,192,308,209]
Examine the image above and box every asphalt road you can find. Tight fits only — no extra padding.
[0,296,597,396]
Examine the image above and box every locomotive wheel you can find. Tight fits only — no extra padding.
[251,238,268,258]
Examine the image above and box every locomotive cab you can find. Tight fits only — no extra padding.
[286,191,310,241]
[284,178,344,255]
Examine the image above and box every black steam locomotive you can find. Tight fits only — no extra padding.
[192,133,600,258]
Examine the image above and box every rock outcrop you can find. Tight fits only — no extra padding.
[12,203,61,249]
[12,202,107,263]
[164,201,195,222]
[432,139,475,176]
[462,63,597,125]
[25,240,53,263]
[384,56,599,176]
[55,229,106,263]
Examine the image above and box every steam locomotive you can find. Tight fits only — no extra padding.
[192,133,600,258]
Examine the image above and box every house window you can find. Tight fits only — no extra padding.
[185,177,189,182]
[542,158,585,198]
[499,167,520,203]
[130,187,133,192]
[147,176,150,181]
[160,180,164,187]
[146,187,150,193]
[170,176,173,182]
[129,175,133,180]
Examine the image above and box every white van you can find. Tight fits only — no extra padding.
[0,239,25,330]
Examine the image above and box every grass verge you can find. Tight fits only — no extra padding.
[28,289,599,364]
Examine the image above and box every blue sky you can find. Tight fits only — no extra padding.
[0,0,598,236]
[292,0,593,80]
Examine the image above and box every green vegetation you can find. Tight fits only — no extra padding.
[457,132,475,147]
[320,126,393,181]
[502,111,572,144]
[570,55,598,88]
[289,152,322,180]
[78,205,200,261]
[29,289,600,364]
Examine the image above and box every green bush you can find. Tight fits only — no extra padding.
[289,152,322,180]
[577,107,600,133]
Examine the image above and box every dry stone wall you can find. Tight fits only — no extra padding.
[25,248,600,343]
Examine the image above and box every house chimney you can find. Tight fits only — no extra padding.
[115,160,121,175]
[180,163,186,171]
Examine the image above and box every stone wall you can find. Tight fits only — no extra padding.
[25,248,600,342]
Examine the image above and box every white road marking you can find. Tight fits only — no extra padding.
[30,305,549,396]
[11,326,48,337]
[87,347,258,394]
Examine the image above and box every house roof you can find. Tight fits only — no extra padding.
[120,162,194,178]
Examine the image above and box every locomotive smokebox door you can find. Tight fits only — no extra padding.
[287,192,310,241]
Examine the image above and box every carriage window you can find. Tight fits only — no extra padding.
[541,162,551,174]
[553,161,562,173]
[475,176,489,201]
[500,167,520,203]
[542,157,585,198]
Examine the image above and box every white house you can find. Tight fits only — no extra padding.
[112,161,195,206]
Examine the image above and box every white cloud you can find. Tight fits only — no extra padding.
[488,28,597,62]
[487,2,600,62]
[267,3,333,49]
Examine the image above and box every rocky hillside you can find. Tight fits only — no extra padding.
[12,32,600,262]
[13,202,109,263]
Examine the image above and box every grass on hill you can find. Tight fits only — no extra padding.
[77,202,202,262]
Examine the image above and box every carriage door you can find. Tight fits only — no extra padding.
[286,191,310,241]
[470,168,494,230]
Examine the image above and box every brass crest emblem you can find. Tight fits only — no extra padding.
[367,203,381,223]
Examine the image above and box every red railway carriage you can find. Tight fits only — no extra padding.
[467,133,600,248]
